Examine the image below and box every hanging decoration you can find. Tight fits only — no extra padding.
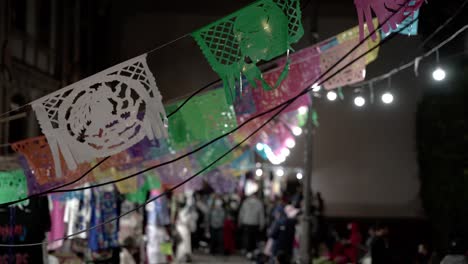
[13,137,94,195]
[31,54,168,178]
[226,150,255,177]
[354,0,423,41]
[250,45,318,115]
[166,88,237,149]
[381,7,419,38]
[319,19,381,90]
[0,170,29,206]
[192,0,304,103]
[191,137,242,172]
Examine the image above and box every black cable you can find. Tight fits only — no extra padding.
[166,78,221,118]
[415,0,468,51]
[0,0,414,206]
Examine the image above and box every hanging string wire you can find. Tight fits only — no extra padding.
[415,0,468,52]
[0,0,417,207]
[0,10,422,247]
[351,23,468,87]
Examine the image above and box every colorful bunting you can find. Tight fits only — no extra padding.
[166,88,237,149]
[0,170,29,206]
[32,54,168,178]
[319,19,380,90]
[192,0,304,103]
[13,137,94,195]
[354,0,422,41]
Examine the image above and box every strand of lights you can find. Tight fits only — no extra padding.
[351,24,468,88]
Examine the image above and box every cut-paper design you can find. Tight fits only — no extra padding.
[381,8,419,38]
[319,39,367,90]
[251,45,318,115]
[354,0,423,41]
[166,88,237,149]
[192,0,304,103]
[12,136,94,194]
[32,54,167,177]
[0,170,29,206]
[335,18,380,65]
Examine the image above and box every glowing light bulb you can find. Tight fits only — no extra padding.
[292,126,302,136]
[327,91,337,101]
[432,67,446,81]
[296,172,303,180]
[255,168,263,177]
[312,83,321,92]
[381,92,394,104]
[281,148,291,157]
[285,138,296,148]
[354,96,366,107]
[276,168,284,177]
[298,106,308,115]
[256,143,264,151]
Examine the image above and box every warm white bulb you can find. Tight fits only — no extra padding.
[276,169,284,177]
[281,148,291,157]
[278,155,286,163]
[326,91,337,101]
[298,106,308,115]
[285,138,296,148]
[354,96,366,107]
[432,67,446,81]
[292,126,302,136]
[296,172,303,180]
[255,168,263,177]
[381,92,394,104]
[312,83,321,92]
[256,143,264,151]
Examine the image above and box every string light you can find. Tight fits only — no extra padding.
[256,143,264,151]
[354,95,366,107]
[276,168,284,177]
[296,172,303,180]
[312,83,321,92]
[298,106,308,115]
[255,168,263,177]
[432,67,446,81]
[432,49,446,81]
[285,138,296,148]
[326,91,338,101]
[292,126,303,136]
[381,92,394,104]
[281,148,291,157]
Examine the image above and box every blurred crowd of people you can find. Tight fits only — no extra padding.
[115,174,468,264]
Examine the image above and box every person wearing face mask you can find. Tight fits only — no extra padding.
[209,197,226,255]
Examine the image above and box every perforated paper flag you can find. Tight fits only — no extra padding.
[192,0,304,103]
[13,137,95,194]
[354,0,422,41]
[0,170,29,206]
[32,54,167,178]
[381,9,419,38]
[166,88,238,150]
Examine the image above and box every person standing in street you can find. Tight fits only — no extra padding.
[238,191,265,259]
